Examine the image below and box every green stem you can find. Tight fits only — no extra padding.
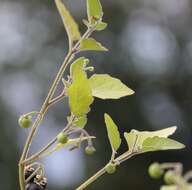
[23,120,73,165]
[76,152,136,190]
[76,167,106,190]
[18,26,95,190]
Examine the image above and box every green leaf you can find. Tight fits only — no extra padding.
[87,0,103,22]
[79,38,108,51]
[70,57,89,80]
[124,132,138,151]
[67,64,94,116]
[74,116,88,128]
[160,186,177,190]
[134,126,177,149]
[160,185,192,190]
[104,113,121,152]
[124,127,178,151]
[95,22,107,31]
[55,0,81,45]
[142,136,185,152]
[89,74,135,99]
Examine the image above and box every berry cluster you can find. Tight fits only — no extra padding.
[25,167,47,190]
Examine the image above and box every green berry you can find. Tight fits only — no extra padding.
[105,163,116,174]
[18,115,32,128]
[85,146,96,155]
[57,132,68,144]
[164,170,176,185]
[148,163,163,179]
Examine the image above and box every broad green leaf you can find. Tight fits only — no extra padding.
[70,57,89,80]
[104,113,121,152]
[87,0,103,22]
[89,74,135,99]
[74,116,88,128]
[142,136,185,152]
[95,22,107,31]
[79,38,108,51]
[133,126,177,149]
[124,127,177,151]
[68,65,94,116]
[55,0,81,45]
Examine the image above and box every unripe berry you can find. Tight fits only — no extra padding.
[85,146,96,155]
[148,163,163,179]
[18,115,32,128]
[164,170,176,185]
[57,132,68,144]
[105,163,116,174]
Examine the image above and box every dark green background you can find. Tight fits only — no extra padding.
[0,0,192,189]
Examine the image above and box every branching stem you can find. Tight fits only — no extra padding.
[18,26,95,190]
[76,151,137,190]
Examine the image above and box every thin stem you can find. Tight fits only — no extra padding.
[48,89,66,106]
[76,151,136,190]
[76,167,106,190]
[27,136,96,164]
[24,119,74,165]
[68,128,93,146]
[19,24,96,190]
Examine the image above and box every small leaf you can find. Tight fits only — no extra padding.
[160,185,192,190]
[70,57,89,80]
[68,64,94,116]
[79,38,108,51]
[124,132,138,151]
[95,22,107,31]
[55,0,81,45]
[89,74,135,99]
[142,136,185,152]
[87,0,103,22]
[160,186,177,190]
[104,113,121,152]
[74,116,88,128]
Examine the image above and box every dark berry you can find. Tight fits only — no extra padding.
[25,167,36,183]
[35,175,47,189]
[26,183,43,190]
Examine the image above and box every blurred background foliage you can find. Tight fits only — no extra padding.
[0,0,192,189]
